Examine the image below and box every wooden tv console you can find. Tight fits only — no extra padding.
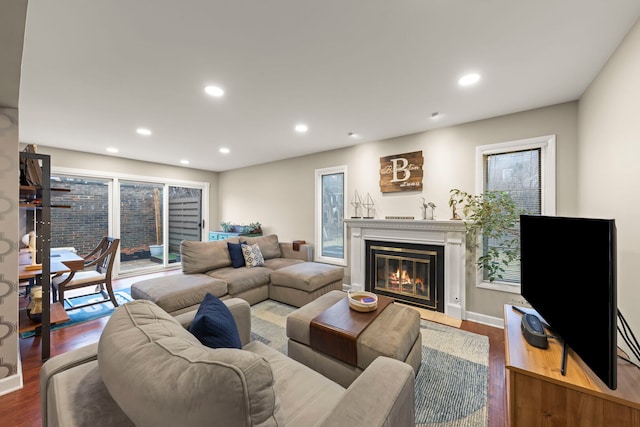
[504,304,640,427]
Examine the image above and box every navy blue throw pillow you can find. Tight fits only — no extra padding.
[227,241,247,268]
[188,293,242,349]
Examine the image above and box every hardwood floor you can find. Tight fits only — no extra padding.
[0,272,507,427]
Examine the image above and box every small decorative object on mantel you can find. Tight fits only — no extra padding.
[421,197,436,220]
[379,150,423,193]
[385,216,415,220]
[350,190,362,218]
[362,192,375,218]
[449,200,461,220]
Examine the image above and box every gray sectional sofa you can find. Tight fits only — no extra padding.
[41,299,416,427]
[131,234,344,314]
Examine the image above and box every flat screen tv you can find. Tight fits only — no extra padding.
[520,214,617,390]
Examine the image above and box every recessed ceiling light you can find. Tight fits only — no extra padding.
[106,147,119,153]
[458,73,481,86]
[348,132,360,139]
[295,124,308,133]
[430,112,440,119]
[180,159,189,165]
[136,127,152,136]
[204,85,224,97]
[219,147,230,154]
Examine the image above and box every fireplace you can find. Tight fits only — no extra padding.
[365,240,444,311]
[344,218,467,319]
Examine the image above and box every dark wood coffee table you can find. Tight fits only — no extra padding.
[309,295,393,366]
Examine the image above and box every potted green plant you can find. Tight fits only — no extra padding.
[243,222,262,234]
[220,221,233,232]
[449,188,525,283]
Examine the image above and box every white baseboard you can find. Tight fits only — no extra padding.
[0,360,23,397]
[465,310,504,329]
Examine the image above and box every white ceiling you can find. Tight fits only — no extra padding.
[17,1,640,172]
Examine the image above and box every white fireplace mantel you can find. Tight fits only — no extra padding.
[344,219,467,320]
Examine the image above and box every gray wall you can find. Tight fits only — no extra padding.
[0,108,20,393]
[578,17,640,360]
[0,0,27,395]
[219,101,579,320]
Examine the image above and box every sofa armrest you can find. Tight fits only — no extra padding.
[173,297,252,346]
[318,357,416,427]
[224,297,252,346]
[40,343,100,427]
[279,242,313,262]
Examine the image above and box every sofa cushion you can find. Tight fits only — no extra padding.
[227,241,247,268]
[242,243,265,267]
[181,239,234,274]
[208,266,271,295]
[246,341,345,426]
[244,234,282,260]
[263,257,305,270]
[189,293,242,349]
[270,262,345,293]
[98,300,282,427]
[130,273,227,314]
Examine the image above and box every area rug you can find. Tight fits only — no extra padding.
[20,289,133,338]
[250,299,489,427]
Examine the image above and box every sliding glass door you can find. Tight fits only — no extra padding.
[51,170,207,277]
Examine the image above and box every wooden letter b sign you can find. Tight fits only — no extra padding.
[379,150,423,193]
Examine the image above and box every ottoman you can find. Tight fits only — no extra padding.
[269,262,344,307]
[131,273,227,315]
[286,290,422,387]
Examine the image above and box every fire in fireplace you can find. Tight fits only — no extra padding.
[365,240,444,312]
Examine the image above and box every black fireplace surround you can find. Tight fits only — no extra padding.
[365,240,444,312]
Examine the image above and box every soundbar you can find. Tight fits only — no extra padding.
[520,312,549,349]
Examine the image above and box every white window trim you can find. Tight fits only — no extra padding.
[314,165,347,266]
[474,135,556,294]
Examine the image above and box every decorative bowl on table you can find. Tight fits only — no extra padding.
[347,290,378,312]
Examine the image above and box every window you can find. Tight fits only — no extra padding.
[475,135,556,292]
[315,166,347,266]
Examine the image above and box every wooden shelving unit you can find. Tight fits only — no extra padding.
[18,303,69,335]
[19,184,71,208]
[19,151,58,360]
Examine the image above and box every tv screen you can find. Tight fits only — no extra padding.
[520,215,617,390]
